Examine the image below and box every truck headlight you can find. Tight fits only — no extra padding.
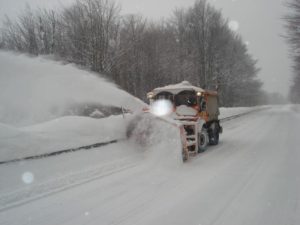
[147,92,154,99]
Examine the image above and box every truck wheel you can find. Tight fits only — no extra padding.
[209,131,219,145]
[198,130,209,153]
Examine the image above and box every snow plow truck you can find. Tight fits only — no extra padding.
[128,81,223,162]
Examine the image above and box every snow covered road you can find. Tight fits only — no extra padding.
[1,105,300,225]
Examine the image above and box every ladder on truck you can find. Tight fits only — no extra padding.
[180,120,199,160]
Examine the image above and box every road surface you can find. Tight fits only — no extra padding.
[1,105,300,225]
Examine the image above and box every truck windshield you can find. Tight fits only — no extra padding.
[175,91,197,107]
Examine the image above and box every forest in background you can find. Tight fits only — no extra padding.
[285,0,300,104]
[0,0,269,106]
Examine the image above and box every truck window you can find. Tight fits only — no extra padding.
[175,91,197,107]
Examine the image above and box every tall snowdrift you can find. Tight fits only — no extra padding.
[0,51,145,126]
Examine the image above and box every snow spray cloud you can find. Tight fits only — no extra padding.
[0,51,145,126]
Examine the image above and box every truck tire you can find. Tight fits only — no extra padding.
[209,131,219,145]
[198,129,209,153]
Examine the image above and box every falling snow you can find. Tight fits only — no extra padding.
[22,172,34,184]
[228,20,239,31]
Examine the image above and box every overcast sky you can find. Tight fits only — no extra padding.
[0,0,292,96]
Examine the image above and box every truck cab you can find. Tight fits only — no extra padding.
[147,81,222,161]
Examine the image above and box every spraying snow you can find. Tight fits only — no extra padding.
[127,113,183,167]
[228,20,239,31]
[0,51,145,127]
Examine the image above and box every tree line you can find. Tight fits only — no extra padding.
[0,0,265,106]
[284,0,300,103]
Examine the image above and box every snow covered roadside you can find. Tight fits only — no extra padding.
[0,50,146,162]
[0,106,267,163]
[0,115,133,162]
[219,106,264,119]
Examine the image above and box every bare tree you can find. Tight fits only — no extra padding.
[60,0,120,72]
[115,14,147,96]
[284,0,300,103]
[0,0,264,106]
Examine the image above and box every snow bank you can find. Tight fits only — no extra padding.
[0,51,145,127]
[0,123,22,139]
[0,115,133,162]
[219,107,259,119]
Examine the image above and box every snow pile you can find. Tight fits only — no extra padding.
[0,115,133,162]
[0,51,145,127]
[0,123,22,139]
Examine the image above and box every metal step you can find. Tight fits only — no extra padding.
[186,141,196,146]
[186,135,196,139]
[182,121,197,126]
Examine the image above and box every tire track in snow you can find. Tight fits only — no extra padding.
[0,156,139,212]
